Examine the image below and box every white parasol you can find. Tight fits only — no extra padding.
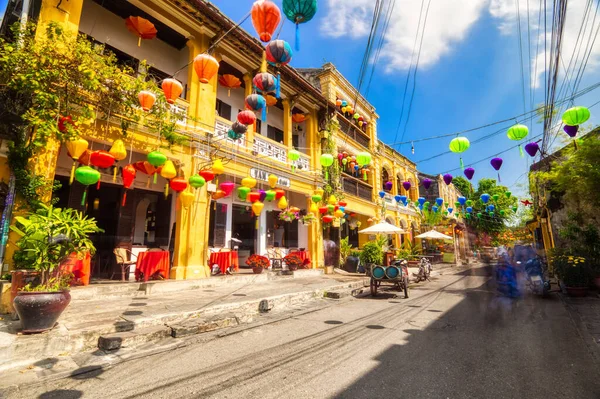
[358,222,406,235]
[415,230,453,240]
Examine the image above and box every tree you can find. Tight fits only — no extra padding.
[451,176,472,197]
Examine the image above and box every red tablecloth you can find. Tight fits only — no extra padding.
[209,252,239,274]
[289,251,311,266]
[60,252,91,286]
[135,251,170,282]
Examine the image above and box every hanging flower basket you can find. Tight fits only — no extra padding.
[279,209,299,223]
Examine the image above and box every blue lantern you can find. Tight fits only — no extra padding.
[481,193,490,204]
[458,196,467,206]
[379,191,385,199]
[488,204,495,212]
[418,197,426,206]
[436,198,443,207]
[432,206,439,213]
[466,206,473,213]
[448,207,453,214]
[394,195,402,203]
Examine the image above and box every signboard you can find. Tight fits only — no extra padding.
[250,168,291,187]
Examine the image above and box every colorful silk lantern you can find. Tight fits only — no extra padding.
[464,167,475,181]
[507,124,529,157]
[563,125,579,138]
[218,74,242,96]
[245,94,267,121]
[193,54,219,84]
[160,160,177,197]
[436,198,443,207]
[278,196,288,210]
[512,206,518,212]
[481,193,490,204]
[320,153,334,180]
[422,178,432,190]
[199,170,215,183]
[449,137,470,169]
[322,215,334,224]
[241,177,257,189]
[418,197,426,206]
[237,110,257,126]
[65,138,89,184]
[268,174,278,188]
[288,149,301,170]
[58,115,75,133]
[266,40,293,66]
[466,199,473,207]
[356,152,371,166]
[189,175,206,190]
[327,195,337,205]
[75,166,100,206]
[121,164,136,206]
[310,203,319,216]
[138,91,156,112]
[334,209,345,218]
[212,190,226,200]
[505,191,512,198]
[247,191,261,203]
[133,160,157,186]
[273,189,284,200]
[524,142,540,157]
[490,157,503,181]
[283,0,317,50]
[292,113,308,124]
[109,139,127,181]
[220,182,235,197]
[253,72,278,95]
[562,106,590,126]
[384,181,393,191]
[90,150,115,169]
[251,0,281,42]
[402,181,411,191]
[448,207,454,214]
[265,190,276,201]
[180,191,195,209]
[259,189,267,202]
[443,174,453,186]
[125,16,157,47]
[161,78,183,104]
[378,191,385,199]
[312,194,322,203]
[170,177,188,193]
[492,194,500,202]
[458,197,467,206]
[212,159,225,177]
[252,201,265,216]
[147,151,167,184]
[238,186,251,201]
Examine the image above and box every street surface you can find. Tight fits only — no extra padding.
[6,264,600,399]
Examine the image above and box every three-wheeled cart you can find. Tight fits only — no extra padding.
[367,261,409,298]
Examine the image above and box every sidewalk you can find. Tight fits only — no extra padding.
[560,291,600,363]
[0,271,368,375]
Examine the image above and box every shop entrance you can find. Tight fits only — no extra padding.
[231,204,255,266]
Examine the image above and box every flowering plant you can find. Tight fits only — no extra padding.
[246,254,270,269]
[278,209,299,222]
[550,248,589,287]
[283,254,305,270]
[301,214,317,226]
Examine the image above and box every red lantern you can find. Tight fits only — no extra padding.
[247,191,261,203]
[275,189,285,199]
[237,110,257,126]
[58,115,76,133]
[218,74,242,96]
[161,78,183,104]
[322,215,334,223]
[121,164,136,206]
[318,206,328,214]
[90,150,115,169]
[138,91,156,112]
[193,54,219,84]
[133,161,156,175]
[199,170,215,182]
[169,177,188,193]
[251,0,281,43]
[338,201,347,207]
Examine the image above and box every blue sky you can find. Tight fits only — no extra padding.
[212,0,600,198]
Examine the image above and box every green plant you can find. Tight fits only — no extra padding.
[340,237,353,265]
[359,241,383,266]
[0,272,11,281]
[349,250,361,258]
[10,204,103,291]
[403,240,422,260]
[550,248,589,287]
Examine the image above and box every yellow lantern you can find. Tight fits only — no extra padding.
[160,160,177,197]
[278,196,288,210]
[180,190,195,209]
[310,203,319,215]
[268,174,278,188]
[109,139,127,181]
[65,138,89,184]
[335,209,345,218]
[241,177,257,189]
[252,201,264,216]
[212,159,225,184]
[328,195,337,205]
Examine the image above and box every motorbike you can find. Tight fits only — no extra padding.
[413,257,432,283]
[520,257,551,297]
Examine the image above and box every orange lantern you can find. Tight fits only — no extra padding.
[138,91,156,112]
[251,0,281,43]
[265,94,278,107]
[193,54,219,84]
[125,16,157,47]
[292,113,308,124]
[218,74,242,97]
[161,78,183,104]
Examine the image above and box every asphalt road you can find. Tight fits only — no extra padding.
[7,264,600,399]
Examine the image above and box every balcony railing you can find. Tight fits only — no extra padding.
[342,176,373,201]
[214,117,247,147]
[337,113,370,148]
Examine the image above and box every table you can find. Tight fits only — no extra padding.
[135,251,170,282]
[60,252,91,286]
[209,251,239,275]
[289,251,311,266]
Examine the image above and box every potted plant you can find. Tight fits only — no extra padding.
[246,254,270,274]
[551,250,589,296]
[359,241,383,274]
[10,205,102,333]
[278,209,299,223]
[340,237,352,271]
[283,254,303,271]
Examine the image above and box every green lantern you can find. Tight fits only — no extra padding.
[282,0,318,51]
[507,124,529,157]
[505,191,512,198]
[466,199,473,207]
[265,190,276,201]
[189,175,206,190]
[477,212,482,219]
[512,206,518,212]
[356,152,371,167]
[75,166,100,206]
[312,194,322,203]
[148,151,167,184]
[562,106,590,126]
[492,194,500,202]
[237,186,251,201]
[424,201,430,208]
[499,210,505,216]
[449,137,470,169]
[454,201,461,208]
[490,212,495,217]
[327,204,335,213]
[288,149,301,171]
[466,213,471,219]
[320,153,334,180]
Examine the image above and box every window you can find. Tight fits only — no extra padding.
[104,44,139,74]
[267,125,284,143]
[292,134,299,149]
[216,99,232,121]
[208,202,227,247]
[255,119,262,134]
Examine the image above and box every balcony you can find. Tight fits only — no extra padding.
[252,136,310,171]
[342,176,373,201]
[337,112,370,148]
[214,117,247,147]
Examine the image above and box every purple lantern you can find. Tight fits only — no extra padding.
[524,142,540,157]
[464,167,475,180]
[443,174,453,186]
[422,178,432,190]
[564,125,579,138]
[402,181,412,191]
[259,190,267,202]
[490,157,503,171]
[384,181,393,191]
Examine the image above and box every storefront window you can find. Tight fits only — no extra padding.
[208,202,228,248]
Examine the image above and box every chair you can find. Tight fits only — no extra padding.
[267,247,283,269]
[112,248,137,282]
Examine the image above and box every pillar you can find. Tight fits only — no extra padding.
[187,35,217,130]
[306,108,321,173]
[307,196,324,269]
[38,0,84,34]
[283,99,292,148]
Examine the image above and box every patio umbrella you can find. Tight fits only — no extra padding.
[358,222,405,235]
[415,230,453,240]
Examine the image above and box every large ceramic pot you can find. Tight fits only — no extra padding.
[13,291,71,333]
[566,286,588,297]
[252,267,263,274]
[288,264,298,271]
[344,256,360,273]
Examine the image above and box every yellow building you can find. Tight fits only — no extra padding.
[1,0,421,282]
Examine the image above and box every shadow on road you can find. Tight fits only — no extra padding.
[38,389,83,399]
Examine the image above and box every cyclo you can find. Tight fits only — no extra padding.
[367,259,410,298]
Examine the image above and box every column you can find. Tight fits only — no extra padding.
[187,35,217,130]
[38,0,84,34]
[307,197,324,269]
[283,99,292,148]
[306,109,321,173]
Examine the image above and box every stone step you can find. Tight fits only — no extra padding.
[98,325,172,351]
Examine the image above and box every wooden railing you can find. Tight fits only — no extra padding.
[337,112,370,148]
[342,175,373,201]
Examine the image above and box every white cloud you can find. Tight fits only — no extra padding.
[320,0,487,71]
